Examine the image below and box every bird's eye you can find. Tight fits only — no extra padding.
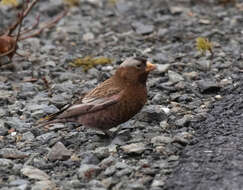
[136,64,142,68]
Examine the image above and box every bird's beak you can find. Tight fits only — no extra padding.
[145,61,156,72]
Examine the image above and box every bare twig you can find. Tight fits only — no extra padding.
[7,0,40,35]
[19,9,68,40]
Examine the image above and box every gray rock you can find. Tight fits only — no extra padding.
[94,147,109,159]
[132,22,154,35]
[0,158,14,169]
[104,166,116,176]
[196,59,211,71]
[116,167,132,177]
[137,105,167,123]
[121,143,146,154]
[197,80,221,94]
[22,131,35,141]
[0,124,8,136]
[83,32,95,41]
[78,164,101,181]
[0,148,29,159]
[168,70,184,83]
[127,183,146,190]
[47,142,71,161]
[21,165,50,180]
[151,136,173,145]
[158,28,169,37]
[81,152,100,165]
[36,132,58,144]
[183,71,199,80]
[175,115,192,127]
[32,180,56,190]
[156,64,170,74]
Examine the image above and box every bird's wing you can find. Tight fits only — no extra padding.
[56,90,123,119]
[37,77,123,125]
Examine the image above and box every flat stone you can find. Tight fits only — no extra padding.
[21,165,50,180]
[121,143,146,154]
[0,148,29,159]
[47,142,72,161]
[132,22,154,35]
[168,70,184,83]
[78,164,101,181]
[197,80,221,94]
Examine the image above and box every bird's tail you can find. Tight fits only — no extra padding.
[35,104,71,127]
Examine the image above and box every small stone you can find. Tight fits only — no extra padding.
[156,64,170,74]
[173,136,189,146]
[127,182,145,190]
[47,142,71,161]
[175,115,192,127]
[0,158,14,169]
[121,143,146,154]
[0,125,8,136]
[0,148,29,159]
[94,147,109,159]
[132,22,154,35]
[168,70,184,83]
[151,178,165,187]
[183,71,198,80]
[21,165,50,180]
[22,131,35,141]
[199,19,211,24]
[197,80,221,94]
[157,28,168,37]
[215,95,222,100]
[104,166,116,176]
[151,136,173,145]
[32,180,56,190]
[78,164,101,181]
[168,155,179,161]
[196,60,211,71]
[169,6,184,14]
[36,132,58,144]
[116,168,132,177]
[83,33,95,41]
[138,105,167,123]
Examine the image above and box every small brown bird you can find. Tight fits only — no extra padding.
[38,57,156,135]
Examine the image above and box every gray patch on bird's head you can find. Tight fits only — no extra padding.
[120,57,147,68]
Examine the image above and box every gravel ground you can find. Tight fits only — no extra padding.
[0,0,243,190]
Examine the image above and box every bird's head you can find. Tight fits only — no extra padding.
[115,57,156,85]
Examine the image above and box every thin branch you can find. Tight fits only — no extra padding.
[7,0,40,35]
[19,9,68,40]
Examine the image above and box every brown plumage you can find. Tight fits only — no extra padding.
[38,57,156,135]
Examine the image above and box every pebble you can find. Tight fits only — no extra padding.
[132,22,154,35]
[197,80,221,94]
[21,165,50,180]
[168,70,184,83]
[151,136,173,145]
[138,105,167,123]
[32,180,56,190]
[78,164,101,181]
[22,131,35,141]
[47,142,72,161]
[0,158,14,169]
[121,143,146,154]
[156,64,170,74]
[0,148,29,159]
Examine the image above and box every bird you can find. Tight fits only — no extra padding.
[37,57,156,135]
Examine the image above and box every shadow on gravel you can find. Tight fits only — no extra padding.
[165,73,243,190]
